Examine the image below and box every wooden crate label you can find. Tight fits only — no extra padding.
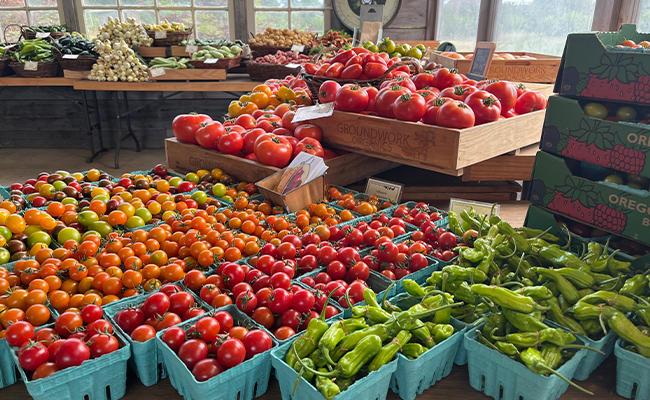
[489,65,550,81]
[334,120,436,162]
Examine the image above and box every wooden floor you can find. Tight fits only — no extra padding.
[0,201,627,399]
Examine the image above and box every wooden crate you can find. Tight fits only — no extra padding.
[148,68,226,81]
[165,138,399,185]
[171,46,196,57]
[63,70,89,79]
[461,143,539,182]
[429,51,561,83]
[139,47,169,58]
[311,110,545,176]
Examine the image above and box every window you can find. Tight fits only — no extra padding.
[437,0,481,52]
[637,0,650,33]
[496,0,596,56]
[250,0,329,36]
[79,0,232,40]
[0,0,63,42]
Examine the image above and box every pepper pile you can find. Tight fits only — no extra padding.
[285,286,460,398]
[53,35,99,57]
[8,39,54,62]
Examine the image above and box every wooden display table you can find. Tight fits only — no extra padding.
[0,76,75,86]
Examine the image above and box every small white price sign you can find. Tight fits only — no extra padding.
[449,198,499,217]
[242,45,252,58]
[35,32,50,38]
[154,30,167,39]
[203,58,218,64]
[365,178,403,204]
[24,61,38,71]
[291,44,305,52]
[185,44,198,53]
[62,54,80,59]
[150,67,166,77]
[285,63,301,68]
[292,103,334,123]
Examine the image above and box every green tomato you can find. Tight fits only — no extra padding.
[55,170,70,178]
[382,38,395,53]
[389,52,401,59]
[24,225,45,236]
[88,221,113,238]
[406,47,423,59]
[627,174,650,188]
[0,227,12,242]
[27,231,52,248]
[52,181,67,191]
[77,210,99,227]
[221,195,233,203]
[583,103,609,119]
[134,208,152,223]
[192,191,208,205]
[616,106,637,121]
[93,195,109,204]
[0,248,9,264]
[367,44,379,53]
[185,173,200,183]
[603,174,624,185]
[416,44,426,52]
[57,227,82,244]
[627,182,643,190]
[82,230,101,240]
[125,216,145,230]
[169,177,183,187]
[62,197,78,206]
[212,183,227,198]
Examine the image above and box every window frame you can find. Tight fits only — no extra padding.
[75,0,235,39]
[246,0,331,37]
[0,0,65,40]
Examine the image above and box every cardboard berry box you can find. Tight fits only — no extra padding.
[540,95,650,180]
[555,24,650,107]
[528,150,650,247]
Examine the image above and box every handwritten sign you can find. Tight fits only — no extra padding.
[285,63,302,68]
[291,44,305,52]
[365,178,403,204]
[292,103,334,123]
[449,198,499,217]
[204,58,218,64]
[35,32,50,38]
[185,44,198,53]
[24,61,38,71]
[467,41,496,81]
[150,67,166,77]
[154,30,167,39]
[62,54,80,59]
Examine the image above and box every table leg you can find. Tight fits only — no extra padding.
[83,90,108,164]
[122,91,141,153]
[114,91,124,169]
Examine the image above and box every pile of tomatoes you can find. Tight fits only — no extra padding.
[319,70,547,129]
[304,47,415,80]
[229,76,313,117]
[5,305,122,380]
[159,312,273,382]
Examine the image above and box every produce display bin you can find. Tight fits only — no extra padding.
[139,46,170,58]
[312,110,545,176]
[11,328,131,400]
[341,269,397,317]
[155,305,277,400]
[270,329,399,400]
[465,322,586,400]
[148,68,227,81]
[614,338,650,400]
[528,150,650,247]
[555,24,650,107]
[165,138,399,186]
[429,51,561,83]
[540,95,650,180]
[0,339,17,389]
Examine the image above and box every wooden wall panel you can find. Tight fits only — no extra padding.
[382,28,426,40]
[387,1,428,28]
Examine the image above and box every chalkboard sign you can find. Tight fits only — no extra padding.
[436,41,456,52]
[466,41,496,81]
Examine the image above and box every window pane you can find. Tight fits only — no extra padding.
[291,10,323,34]
[195,0,227,6]
[0,0,25,7]
[157,0,190,8]
[255,0,288,8]
[636,0,650,33]
[438,0,480,51]
[84,9,118,38]
[256,11,288,32]
[30,9,59,25]
[0,11,27,42]
[27,0,56,8]
[291,0,324,8]
[121,0,154,7]
[159,9,192,27]
[195,10,228,40]
[497,0,596,56]
[83,0,116,7]
[122,9,155,24]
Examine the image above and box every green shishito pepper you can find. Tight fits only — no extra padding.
[368,330,411,371]
[548,267,595,289]
[520,347,593,395]
[483,312,506,338]
[495,341,519,357]
[330,323,390,362]
[620,270,650,296]
[402,342,428,359]
[315,368,340,399]
[319,318,368,364]
[351,305,391,324]
[492,327,576,347]
[537,245,591,272]
[470,284,550,313]
[519,285,553,301]
[532,268,581,305]
[402,279,427,297]
[442,265,488,283]
[502,307,549,332]
[497,220,531,253]
[602,306,650,357]
[431,324,454,343]
[540,343,563,369]
[286,288,339,368]
[547,297,587,335]
[580,291,637,313]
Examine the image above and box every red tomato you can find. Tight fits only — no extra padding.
[55,338,90,368]
[514,91,547,114]
[18,341,49,371]
[235,114,257,130]
[315,63,330,76]
[329,49,355,65]
[5,321,34,347]
[326,62,344,78]
[192,358,223,381]
[294,137,324,158]
[178,339,208,369]
[242,330,273,359]
[393,92,426,122]
[465,90,502,125]
[421,97,452,125]
[242,128,267,154]
[376,85,409,118]
[322,148,338,160]
[484,81,518,115]
[364,62,388,79]
[304,63,319,75]
[436,100,475,129]
[281,111,303,132]
[340,64,363,79]
[515,83,528,97]
[87,333,119,358]
[345,55,362,67]
[432,68,463,89]
[294,124,322,141]
[335,85,369,112]
[416,89,440,103]
[257,119,281,133]
[380,77,416,93]
[254,133,293,168]
[318,80,341,104]
[439,85,478,101]
[364,86,379,111]
[217,338,246,368]
[412,72,435,90]
[172,113,213,145]
[217,130,244,155]
[195,121,225,150]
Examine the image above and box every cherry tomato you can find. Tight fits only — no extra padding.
[18,340,49,371]
[178,338,209,369]
[55,338,90,368]
[242,330,273,359]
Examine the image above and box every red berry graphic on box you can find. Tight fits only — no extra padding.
[608,144,645,174]
[593,203,627,234]
[575,53,650,104]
